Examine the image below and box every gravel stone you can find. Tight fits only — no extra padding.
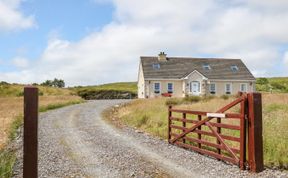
[13,100,288,178]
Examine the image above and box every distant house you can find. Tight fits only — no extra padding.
[137,52,256,98]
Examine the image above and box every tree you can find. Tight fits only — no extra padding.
[41,78,65,88]
[52,78,65,88]
[41,80,53,87]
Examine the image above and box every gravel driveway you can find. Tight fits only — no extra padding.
[13,100,287,178]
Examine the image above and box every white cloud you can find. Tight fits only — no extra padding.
[12,56,29,68]
[0,0,35,32]
[1,0,288,85]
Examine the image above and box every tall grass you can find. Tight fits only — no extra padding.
[106,94,288,169]
[0,149,15,178]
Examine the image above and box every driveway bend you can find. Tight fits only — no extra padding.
[39,100,201,178]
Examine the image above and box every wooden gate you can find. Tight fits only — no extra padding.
[168,92,264,172]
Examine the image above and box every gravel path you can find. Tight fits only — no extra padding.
[13,100,287,178]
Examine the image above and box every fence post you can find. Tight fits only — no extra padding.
[182,113,186,144]
[23,86,38,178]
[239,94,247,170]
[168,106,172,143]
[247,93,264,172]
[197,115,202,149]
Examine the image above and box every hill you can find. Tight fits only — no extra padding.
[72,82,137,100]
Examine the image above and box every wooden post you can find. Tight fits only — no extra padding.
[247,93,264,172]
[216,117,221,156]
[182,113,186,144]
[197,115,202,149]
[168,106,172,143]
[23,87,38,178]
[239,95,247,170]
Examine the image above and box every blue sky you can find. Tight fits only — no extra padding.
[0,0,114,71]
[1,0,288,86]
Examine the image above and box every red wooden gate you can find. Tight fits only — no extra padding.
[168,92,263,172]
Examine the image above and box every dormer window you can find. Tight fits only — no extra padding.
[152,63,160,69]
[203,64,211,70]
[231,65,239,72]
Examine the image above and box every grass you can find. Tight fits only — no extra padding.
[105,93,288,169]
[0,149,15,178]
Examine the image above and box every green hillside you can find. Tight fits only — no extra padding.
[0,82,74,97]
[256,77,288,93]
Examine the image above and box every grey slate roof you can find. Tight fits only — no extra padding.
[140,56,255,80]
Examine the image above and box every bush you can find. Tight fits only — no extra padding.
[270,82,286,91]
[220,95,229,100]
[256,78,269,85]
[184,96,201,103]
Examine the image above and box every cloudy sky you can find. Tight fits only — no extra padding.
[0,0,288,86]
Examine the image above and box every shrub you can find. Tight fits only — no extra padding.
[270,82,286,91]
[256,78,269,85]
[184,96,201,103]
[220,95,229,100]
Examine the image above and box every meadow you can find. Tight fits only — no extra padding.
[105,93,288,169]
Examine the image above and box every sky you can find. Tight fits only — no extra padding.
[1,0,288,86]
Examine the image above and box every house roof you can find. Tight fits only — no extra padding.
[140,56,255,80]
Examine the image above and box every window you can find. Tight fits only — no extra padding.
[210,83,216,94]
[230,65,239,72]
[154,83,160,94]
[225,83,232,94]
[167,83,173,93]
[152,63,160,69]
[203,64,211,70]
[240,83,247,92]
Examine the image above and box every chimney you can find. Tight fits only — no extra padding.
[158,52,167,61]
